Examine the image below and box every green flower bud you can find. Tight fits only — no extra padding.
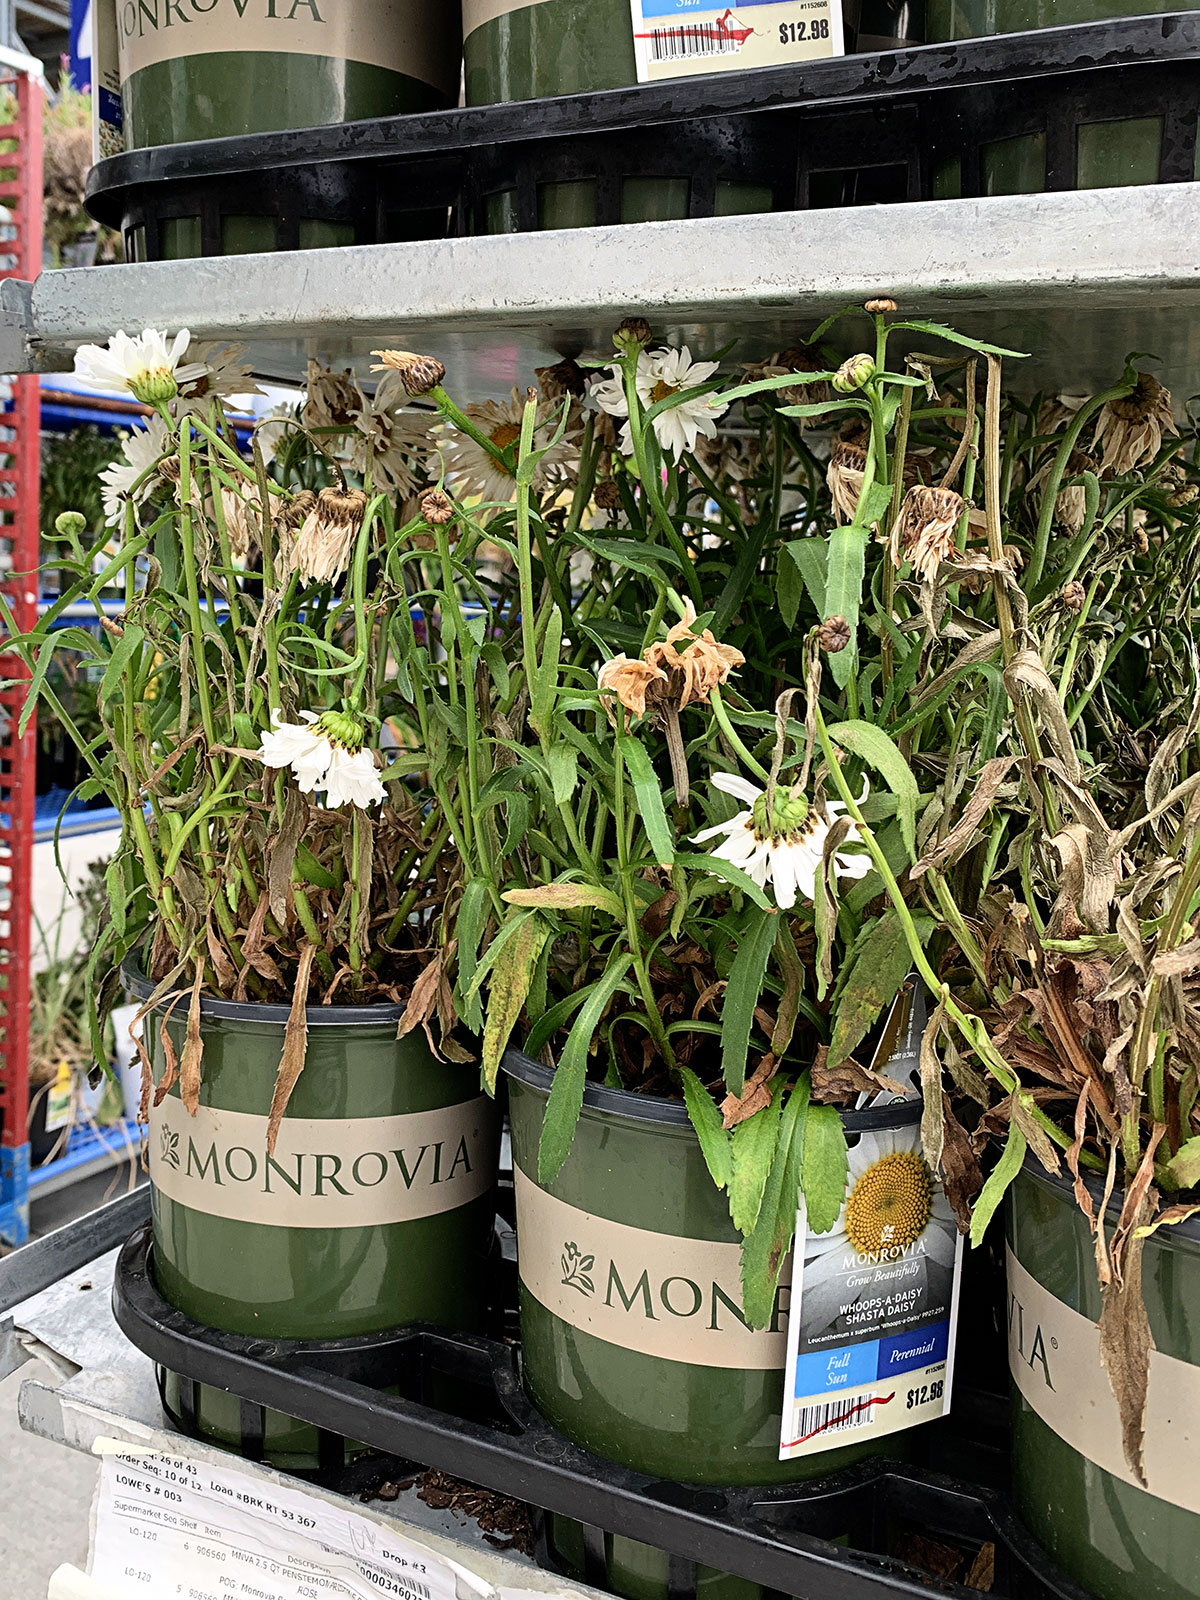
[54,511,87,539]
[128,368,179,406]
[832,354,876,394]
[752,790,810,840]
[613,317,654,356]
[317,708,365,750]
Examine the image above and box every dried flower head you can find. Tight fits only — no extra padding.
[613,317,654,354]
[420,488,455,526]
[1094,372,1178,476]
[369,349,447,397]
[219,482,271,564]
[865,298,898,314]
[741,346,831,415]
[435,384,579,510]
[827,437,869,524]
[535,359,587,402]
[1031,448,1095,534]
[303,360,363,429]
[1161,463,1199,508]
[289,487,368,585]
[818,615,852,654]
[1133,509,1151,555]
[594,478,622,510]
[597,654,668,721]
[892,484,965,583]
[1061,580,1086,613]
[642,602,745,712]
[833,354,876,394]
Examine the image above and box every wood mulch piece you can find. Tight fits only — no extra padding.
[360,1466,536,1556]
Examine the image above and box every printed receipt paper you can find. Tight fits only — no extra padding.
[85,1448,490,1600]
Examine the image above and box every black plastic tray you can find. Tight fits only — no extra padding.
[113,1221,1094,1600]
[84,14,1200,259]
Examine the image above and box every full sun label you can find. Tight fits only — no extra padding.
[779,1117,963,1460]
[629,0,844,85]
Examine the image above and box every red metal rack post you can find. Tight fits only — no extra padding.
[0,68,42,1248]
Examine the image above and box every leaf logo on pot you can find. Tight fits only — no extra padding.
[160,1127,181,1170]
[561,1241,595,1296]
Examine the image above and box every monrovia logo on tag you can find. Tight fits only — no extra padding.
[779,1118,963,1459]
[150,1094,497,1230]
[629,0,844,85]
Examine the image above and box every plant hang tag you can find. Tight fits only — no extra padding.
[629,0,844,84]
[779,1116,963,1460]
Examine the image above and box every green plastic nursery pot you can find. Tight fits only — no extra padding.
[128,966,498,1470]
[463,0,637,106]
[117,0,461,149]
[505,1051,925,1600]
[1007,1160,1200,1600]
[926,0,1183,40]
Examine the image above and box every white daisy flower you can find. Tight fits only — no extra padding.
[99,414,171,528]
[256,709,385,810]
[175,341,261,415]
[590,345,727,463]
[434,384,579,511]
[74,328,207,406]
[797,1124,958,1342]
[691,772,871,910]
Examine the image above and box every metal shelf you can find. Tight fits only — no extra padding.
[3,185,1199,397]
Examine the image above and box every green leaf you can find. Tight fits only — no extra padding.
[538,956,633,1183]
[827,719,919,861]
[828,910,930,1069]
[531,606,563,738]
[784,538,827,617]
[741,1078,810,1328]
[481,913,551,1094]
[729,1078,785,1235]
[482,641,510,699]
[503,881,624,917]
[857,480,894,528]
[1159,1136,1200,1192]
[801,1102,849,1234]
[99,624,145,706]
[525,986,592,1058]
[719,908,777,1097]
[969,1120,1027,1247]
[676,851,772,911]
[547,744,578,807]
[619,733,675,866]
[577,534,682,575]
[295,842,337,889]
[888,320,1027,358]
[453,878,489,1035]
[824,526,868,689]
[778,547,803,630]
[682,1067,732,1192]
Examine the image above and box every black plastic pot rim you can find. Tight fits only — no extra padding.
[502,1046,922,1132]
[120,955,410,1030]
[1019,1148,1200,1246]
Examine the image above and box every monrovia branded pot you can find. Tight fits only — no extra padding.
[117,0,462,149]
[1007,1160,1200,1600]
[128,964,498,1469]
[927,0,1179,39]
[505,1051,928,1600]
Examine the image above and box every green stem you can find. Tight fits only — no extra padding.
[710,685,770,782]
[1027,379,1133,588]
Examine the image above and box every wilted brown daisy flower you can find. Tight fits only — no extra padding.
[289,487,368,584]
[827,437,869,524]
[1094,373,1178,476]
[1031,448,1095,534]
[643,601,745,711]
[597,654,667,720]
[891,484,965,583]
[1061,580,1086,612]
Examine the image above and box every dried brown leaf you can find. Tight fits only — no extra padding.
[920,991,947,1175]
[266,942,316,1157]
[721,1053,779,1129]
[910,758,1015,881]
[1098,1190,1156,1486]
[940,1093,983,1233]
[179,960,205,1117]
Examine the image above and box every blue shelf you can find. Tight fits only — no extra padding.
[28,1118,142,1200]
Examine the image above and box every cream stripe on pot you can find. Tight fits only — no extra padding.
[514,1166,791,1370]
[151,1094,497,1230]
[462,0,551,37]
[1007,1247,1200,1514]
[117,0,462,95]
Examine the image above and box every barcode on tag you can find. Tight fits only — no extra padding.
[788,1394,882,1446]
[648,22,741,59]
